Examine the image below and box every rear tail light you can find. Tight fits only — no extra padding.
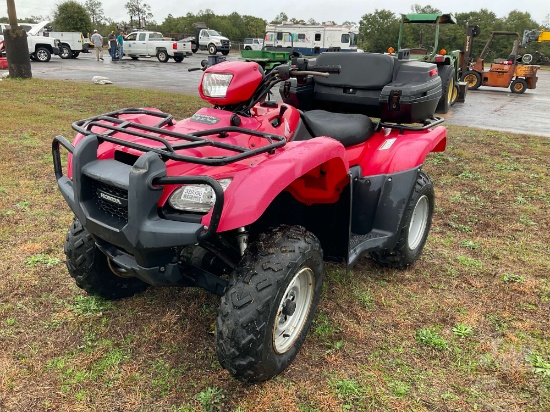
[173,43,177,50]
[429,68,438,76]
[434,55,445,63]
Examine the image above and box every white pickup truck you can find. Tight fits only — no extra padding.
[124,31,192,62]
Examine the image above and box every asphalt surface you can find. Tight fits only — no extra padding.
[6,51,550,137]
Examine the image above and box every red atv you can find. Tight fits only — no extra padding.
[52,50,446,382]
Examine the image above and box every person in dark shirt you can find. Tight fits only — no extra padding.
[108,31,117,61]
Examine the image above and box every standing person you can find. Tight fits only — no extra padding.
[108,31,117,61]
[90,29,104,61]
[116,31,124,61]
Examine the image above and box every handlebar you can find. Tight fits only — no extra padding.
[292,70,330,78]
[307,65,341,74]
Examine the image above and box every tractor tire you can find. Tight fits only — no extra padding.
[35,47,51,62]
[173,55,184,63]
[157,49,169,62]
[370,171,434,269]
[222,50,229,56]
[60,44,72,59]
[436,65,455,114]
[462,70,482,90]
[510,78,527,94]
[216,225,323,383]
[64,218,149,300]
[451,84,459,106]
[208,44,217,55]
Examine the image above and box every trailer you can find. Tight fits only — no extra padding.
[264,22,358,55]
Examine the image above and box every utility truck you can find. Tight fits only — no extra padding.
[264,22,359,55]
[0,22,61,62]
[187,22,231,55]
[33,21,91,59]
[124,31,192,62]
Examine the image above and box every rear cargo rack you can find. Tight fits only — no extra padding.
[376,116,444,133]
[71,108,287,166]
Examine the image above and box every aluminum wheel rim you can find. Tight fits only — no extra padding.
[408,195,429,250]
[273,267,314,354]
[37,50,48,61]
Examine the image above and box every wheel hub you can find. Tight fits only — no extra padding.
[273,267,314,354]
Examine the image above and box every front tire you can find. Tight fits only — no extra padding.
[35,47,51,62]
[208,44,217,55]
[462,70,481,90]
[370,171,434,269]
[221,50,229,56]
[64,218,149,300]
[216,225,323,383]
[436,65,455,114]
[173,55,184,62]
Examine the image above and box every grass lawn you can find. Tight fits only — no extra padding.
[0,78,548,411]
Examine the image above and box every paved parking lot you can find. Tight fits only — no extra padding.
[9,51,550,137]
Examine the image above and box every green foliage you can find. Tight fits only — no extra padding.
[359,10,400,52]
[196,387,224,411]
[71,295,114,316]
[52,1,92,34]
[502,273,526,283]
[415,328,449,350]
[452,323,474,338]
[25,253,61,267]
[525,353,550,377]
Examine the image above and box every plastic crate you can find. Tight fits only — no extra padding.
[0,57,8,70]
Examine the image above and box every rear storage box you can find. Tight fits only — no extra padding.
[379,61,442,124]
[282,52,442,124]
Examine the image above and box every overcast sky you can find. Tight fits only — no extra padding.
[4,0,549,26]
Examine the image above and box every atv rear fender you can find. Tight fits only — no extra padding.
[358,125,446,176]
[212,137,349,232]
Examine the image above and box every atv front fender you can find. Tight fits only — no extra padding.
[213,137,349,232]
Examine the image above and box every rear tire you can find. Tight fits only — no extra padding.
[370,171,434,269]
[64,218,149,300]
[510,78,527,94]
[216,225,323,383]
[436,65,455,114]
[60,44,72,59]
[462,70,481,90]
[72,51,80,58]
[173,55,184,62]
[157,49,169,63]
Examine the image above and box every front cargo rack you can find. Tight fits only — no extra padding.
[69,108,287,166]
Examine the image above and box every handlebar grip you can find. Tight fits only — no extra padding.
[309,65,341,74]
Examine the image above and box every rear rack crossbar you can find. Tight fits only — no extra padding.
[72,108,287,166]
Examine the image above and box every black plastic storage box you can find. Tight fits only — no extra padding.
[379,61,442,124]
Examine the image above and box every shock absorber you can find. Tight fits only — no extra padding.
[236,226,248,256]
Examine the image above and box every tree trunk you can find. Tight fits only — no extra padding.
[4,27,32,79]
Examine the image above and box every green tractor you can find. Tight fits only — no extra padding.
[396,13,468,114]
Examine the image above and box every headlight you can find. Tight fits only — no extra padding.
[202,73,233,97]
[168,178,232,213]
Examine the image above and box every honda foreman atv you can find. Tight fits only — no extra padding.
[52,49,446,382]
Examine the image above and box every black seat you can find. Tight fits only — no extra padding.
[301,110,374,147]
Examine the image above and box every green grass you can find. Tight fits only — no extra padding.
[0,78,548,411]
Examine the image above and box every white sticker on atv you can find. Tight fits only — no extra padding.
[284,119,291,139]
[379,138,397,150]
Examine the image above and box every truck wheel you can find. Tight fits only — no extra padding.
[510,78,527,94]
[64,218,149,300]
[216,225,323,383]
[60,44,72,59]
[35,47,51,62]
[173,55,184,63]
[245,46,252,50]
[462,70,481,90]
[156,49,169,63]
[192,43,198,53]
[221,50,229,56]
[208,44,217,55]
[370,171,434,269]
[522,54,533,64]
[436,65,455,114]
[72,51,80,58]
[130,55,139,60]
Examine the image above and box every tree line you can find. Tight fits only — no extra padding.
[2,2,549,57]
